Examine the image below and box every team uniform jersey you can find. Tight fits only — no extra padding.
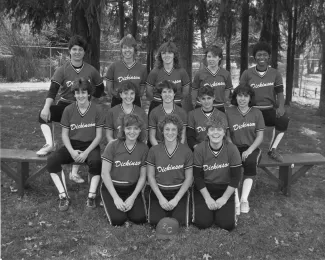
[104,104,148,139]
[149,104,187,143]
[60,102,104,142]
[146,143,193,189]
[101,139,149,186]
[146,67,190,103]
[105,60,147,96]
[188,107,228,144]
[240,66,283,109]
[192,67,232,107]
[52,61,103,103]
[226,106,265,147]
[194,141,242,186]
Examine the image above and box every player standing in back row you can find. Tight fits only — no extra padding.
[240,42,289,162]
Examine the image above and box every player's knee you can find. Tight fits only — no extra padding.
[111,216,128,226]
[88,159,102,175]
[129,212,146,224]
[47,153,61,173]
[217,220,235,231]
[194,214,213,229]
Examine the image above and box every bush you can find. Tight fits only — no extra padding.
[5,55,40,82]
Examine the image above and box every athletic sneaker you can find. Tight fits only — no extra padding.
[240,201,250,213]
[36,144,54,156]
[235,204,241,216]
[59,197,70,211]
[86,197,96,209]
[268,148,283,162]
[69,171,85,184]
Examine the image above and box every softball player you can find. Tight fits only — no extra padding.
[46,78,104,211]
[37,35,104,156]
[192,45,232,112]
[105,34,147,108]
[146,41,190,114]
[146,114,193,226]
[187,84,228,151]
[226,85,265,214]
[101,114,148,226]
[148,80,187,146]
[240,42,289,162]
[105,81,148,143]
[193,117,242,231]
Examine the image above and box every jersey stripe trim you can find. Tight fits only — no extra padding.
[60,124,70,129]
[146,161,155,167]
[157,183,183,188]
[101,157,113,163]
[230,163,242,168]
[112,180,130,184]
[253,105,273,109]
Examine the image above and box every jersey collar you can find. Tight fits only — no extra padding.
[164,142,179,158]
[76,101,91,117]
[122,60,137,70]
[120,104,135,114]
[254,66,268,78]
[161,104,175,115]
[237,106,252,117]
[208,140,224,157]
[70,61,84,74]
[163,66,174,76]
[205,66,220,77]
[201,107,218,119]
[124,141,137,154]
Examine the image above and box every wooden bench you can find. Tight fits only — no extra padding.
[258,153,325,196]
[1,149,47,197]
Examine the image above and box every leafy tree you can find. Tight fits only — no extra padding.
[240,0,249,76]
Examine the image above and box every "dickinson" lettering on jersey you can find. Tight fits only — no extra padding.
[71,123,95,130]
[251,82,273,88]
[196,126,206,133]
[203,163,229,171]
[115,160,141,167]
[118,75,141,82]
[210,82,225,87]
[233,122,255,131]
[157,164,184,172]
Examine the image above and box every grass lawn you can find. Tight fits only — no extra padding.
[1,90,325,260]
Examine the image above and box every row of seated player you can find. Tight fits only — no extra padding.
[46,78,288,231]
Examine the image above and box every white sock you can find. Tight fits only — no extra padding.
[235,188,240,206]
[40,124,53,146]
[61,170,69,197]
[268,128,275,150]
[50,172,66,195]
[271,132,284,149]
[241,178,253,202]
[89,175,100,197]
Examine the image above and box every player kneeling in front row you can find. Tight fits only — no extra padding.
[47,78,104,211]
[193,117,242,231]
[101,114,148,226]
[226,85,265,214]
[146,114,193,227]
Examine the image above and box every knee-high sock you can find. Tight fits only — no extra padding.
[271,132,284,150]
[268,128,276,150]
[235,188,240,206]
[241,178,253,202]
[50,171,68,197]
[89,175,101,197]
[40,124,53,146]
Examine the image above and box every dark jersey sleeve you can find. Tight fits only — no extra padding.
[46,81,61,100]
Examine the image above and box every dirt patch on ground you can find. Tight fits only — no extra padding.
[0,81,50,92]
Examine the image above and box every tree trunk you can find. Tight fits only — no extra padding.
[118,0,125,39]
[318,31,325,116]
[175,0,194,111]
[200,26,206,50]
[146,0,154,73]
[226,35,231,72]
[131,0,138,38]
[259,0,273,44]
[240,0,249,76]
[285,7,293,105]
[271,0,279,69]
[71,0,101,71]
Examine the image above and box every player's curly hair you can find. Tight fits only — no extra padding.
[71,77,93,98]
[156,80,177,95]
[204,45,223,66]
[155,41,181,69]
[198,83,214,98]
[158,114,183,142]
[253,41,271,57]
[231,84,256,107]
[117,81,138,96]
[120,34,138,54]
[68,35,88,52]
[117,113,147,142]
[205,116,228,134]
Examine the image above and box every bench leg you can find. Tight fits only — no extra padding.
[279,165,293,196]
[17,162,29,197]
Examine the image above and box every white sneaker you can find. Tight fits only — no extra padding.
[240,201,250,213]
[235,204,241,216]
[69,171,85,184]
[36,144,54,156]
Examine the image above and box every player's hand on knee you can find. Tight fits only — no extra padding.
[168,197,179,210]
[159,197,171,211]
[124,196,135,211]
[71,150,81,161]
[242,149,252,162]
[78,151,88,163]
[40,107,51,122]
[205,197,218,210]
[114,197,126,212]
[215,197,227,209]
[276,106,285,118]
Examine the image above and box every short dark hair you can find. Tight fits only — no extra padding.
[198,84,214,98]
[117,114,147,142]
[156,80,177,95]
[71,77,92,95]
[158,114,183,142]
[231,84,256,107]
[120,34,138,53]
[205,116,228,133]
[155,41,181,69]
[68,35,88,52]
[253,42,271,57]
[118,81,137,95]
[205,45,223,66]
